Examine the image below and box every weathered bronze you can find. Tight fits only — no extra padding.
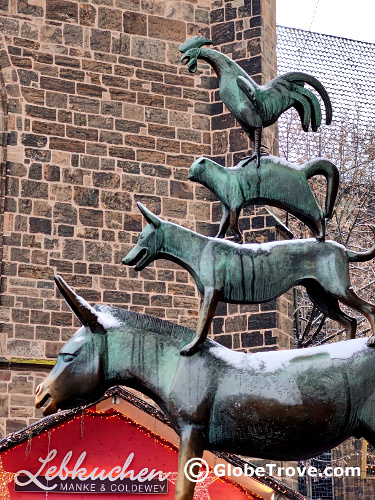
[189,155,339,242]
[123,203,375,355]
[180,36,332,166]
[36,276,375,500]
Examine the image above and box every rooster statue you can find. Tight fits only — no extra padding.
[180,36,332,166]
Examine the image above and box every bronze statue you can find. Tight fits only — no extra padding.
[32,37,375,500]
[123,203,375,355]
[189,155,339,242]
[36,276,375,500]
[180,36,332,166]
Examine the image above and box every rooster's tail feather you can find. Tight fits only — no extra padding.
[282,72,332,125]
[294,85,322,131]
[289,91,311,131]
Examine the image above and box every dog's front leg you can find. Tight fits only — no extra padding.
[175,427,205,500]
[180,288,220,355]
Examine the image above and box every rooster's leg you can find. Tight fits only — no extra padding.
[241,128,262,167]
[253,128,262,168]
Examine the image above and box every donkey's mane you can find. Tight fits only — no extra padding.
[94,304,195,342]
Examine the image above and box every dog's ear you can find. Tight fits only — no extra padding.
[137,202,162,228]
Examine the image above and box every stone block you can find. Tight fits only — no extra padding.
[131,36,166,62]
[36,325,60,340]
[98,7,122,31]
[0,395,9,418]
[10,247,30,263]
[123,213,141,232]
[6,419,27,434]
[148,15,185,42]
[46,0,78,22]
[79,208,104,228]
[101,191,131,211]
[29,217,51,234]
[53,203,77,224]
[50,137,85,154]
[62,240,83,260]
[92,172,120,189]
[90,28,111,52]
[30,310,50,325]
[26,104,56,121]
[85,241,112,263]
[103,291,130,303]
[41,76,75,94]
[8,338,44,358]
[123,11,147,35]
[80,4,96,26]
[99,130,123,145]
[241,330,264,348]
[63,23,83,47]
[69,96,100,114]
[248,312,277,330]
[151,295,172,307]
[0,16,19,35]
[11,308,29,323]
[73,186,99,208]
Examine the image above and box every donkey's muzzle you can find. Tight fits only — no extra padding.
[35,383,56,415]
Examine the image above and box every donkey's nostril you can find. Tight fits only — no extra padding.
[36,383,42,396]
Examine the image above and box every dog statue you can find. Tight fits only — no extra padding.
[123,203,375,355]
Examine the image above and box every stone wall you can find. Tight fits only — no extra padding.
[0,365,49,437]
[0,0,291,437]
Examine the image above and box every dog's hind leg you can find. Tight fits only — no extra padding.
[229,207,242,243]
[338,288,375,345]
[306,282,357,339]
[216,204,230,239]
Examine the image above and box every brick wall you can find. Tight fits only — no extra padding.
[0,365,50,437]
[0,0,291,437]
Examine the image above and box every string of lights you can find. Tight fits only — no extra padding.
[0,457,16,500]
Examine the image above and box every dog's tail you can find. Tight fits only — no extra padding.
[348,225,375,262]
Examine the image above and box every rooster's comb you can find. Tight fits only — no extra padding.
[179,36,212,53]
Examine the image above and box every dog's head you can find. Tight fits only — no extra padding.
[122,203,164,271]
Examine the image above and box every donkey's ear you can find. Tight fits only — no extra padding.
[137,202,161,228]
[54,275,106,334]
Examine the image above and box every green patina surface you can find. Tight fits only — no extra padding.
[180,36,332,166]
[35,277,375,500]
[123,203,375,355]
[188,155,339,242]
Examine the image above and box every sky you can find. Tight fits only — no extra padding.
[276,0,375,44]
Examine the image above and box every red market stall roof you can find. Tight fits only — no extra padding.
[0,386,306,500]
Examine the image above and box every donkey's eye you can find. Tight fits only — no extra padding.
[61,354,75,363]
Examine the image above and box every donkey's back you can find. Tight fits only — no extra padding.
[193,337,375,459]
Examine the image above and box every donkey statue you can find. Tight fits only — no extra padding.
[188,155,339,242]
[123,203,375,355]
[36,276,375,500]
